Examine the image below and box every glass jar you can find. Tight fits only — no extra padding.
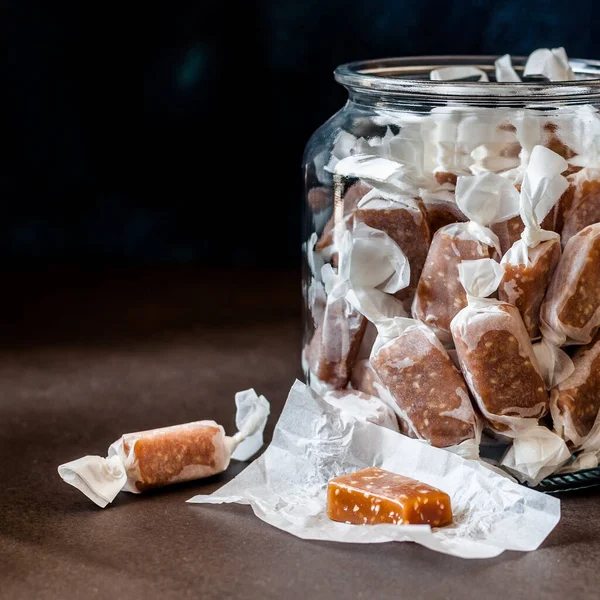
[301,56,600,485]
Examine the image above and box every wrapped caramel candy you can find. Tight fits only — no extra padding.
[58,390,270,507]
[540,223,600,346]
[305,221,410,392]
[551,333,600,451]
[327,467,453,527]
[355,189,431,310]
[413,172,520,341]
[370,317,480,453]
[451,260,549,431]
[499,146,568,338]
[451,260,571,484]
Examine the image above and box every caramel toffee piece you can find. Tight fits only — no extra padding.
[371,326,477,447]
[356,196,431,311]
[452,304,548,431]
[491,215,525,256]
[122,421,229,492]
[541,223,600,344]
[560,172,600,247]
[327,467,452,527]
[423,198,467,234]
[413,225,500,337]
[499,238,561,339]
[306,296,367,389]
[435,171,458,187]
[553,333,600,443]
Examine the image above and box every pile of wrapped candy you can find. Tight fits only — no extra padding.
[303,48,600,485]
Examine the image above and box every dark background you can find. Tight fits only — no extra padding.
[4,0,600,268]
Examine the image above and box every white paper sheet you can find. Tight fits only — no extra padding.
[189,381,560,559]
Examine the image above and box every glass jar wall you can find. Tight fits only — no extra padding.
[301,56,600,481]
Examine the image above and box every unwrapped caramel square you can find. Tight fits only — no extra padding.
[327,467,452,527]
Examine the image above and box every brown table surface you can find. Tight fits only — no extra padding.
[1,268,599,600]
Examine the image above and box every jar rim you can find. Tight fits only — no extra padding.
[334,56,600,104]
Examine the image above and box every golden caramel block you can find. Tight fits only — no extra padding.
[121,421,230,492]
[541,223,600,345]
[452,303,548,432]
[435,171,458,186]
[355,196,431,311]
[413,225,500,339]
[305,296,367,389]
[491,215,525,256]
[560,171,600,247]
[499,239,561,338]
[327,467,453,527]
[552,333,600,445]
[371,326,477,447]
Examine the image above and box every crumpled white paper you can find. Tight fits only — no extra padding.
[322,221,410,323]
[495,54,521,82]
[188,380,560,559]
[524,47,576,81]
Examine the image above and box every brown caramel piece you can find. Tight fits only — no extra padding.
[316,181,371,252]
[355,196,431,311]
[560,172,600,247]
[452,304,548,432]
[422,191,467,234]
[491,215,525,255]
[542,223,600,344]
[413,225,500,338]
[122,422,228,492]
[543,123,577,161]
[553,333,600,443]
[350,359,414,437]
[327,467,452,527]
[307,186,332,212]
[305,296,367,389]
[435,171,458,186]
[499,239,561,338]
[371,326,477,447]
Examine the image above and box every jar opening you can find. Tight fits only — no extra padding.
[335,56,600,106]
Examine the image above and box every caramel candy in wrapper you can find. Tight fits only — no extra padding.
[371,321,479,449]
[551,333,600,448]
[499,239,561,339]
[451,261,548,433]
[327,467,452,527]
[58,390,270,507]
[541,223,600,346]
[413,225,500,340]
[305,296,367,390]
[355,191,430,311]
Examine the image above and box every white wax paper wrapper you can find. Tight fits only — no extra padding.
[189,381,560,559]
[322,222,410,323]
[430,66,489,82]
[495,54,521,82]
[524,47,576,81]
